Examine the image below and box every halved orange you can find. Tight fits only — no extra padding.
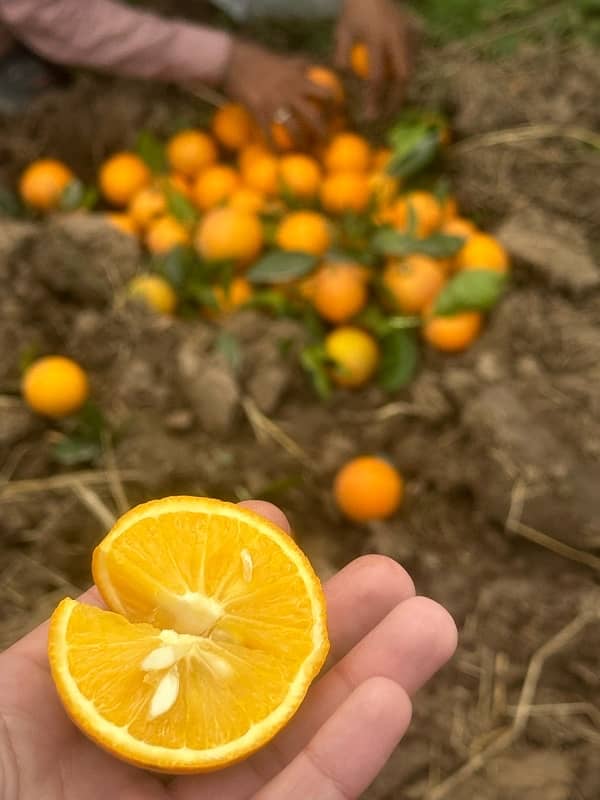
[48,497,329,772]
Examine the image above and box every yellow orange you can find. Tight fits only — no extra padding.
[212,104,255,151]
[334,456,403,521]
[384,191,443,238]
[128,187,167,230]
[276,211,331,256]
[324,133,371,173]
[196,207,263,264]
[312,262,368,323]
[128,274,177,315]
[382,255,446,313]
[99,153,152,208]
[228,186,265,214]
[320,171,371,214]
[19,158,75,211]
[423,309,483,352]
[145,216,190,254]
[192,165,240,211]
[456,232,510,273]
[166,130,217,178]
[22,356,89,418]
[280,154,322,198]
[324,326,379,388]
[242,153,279,196]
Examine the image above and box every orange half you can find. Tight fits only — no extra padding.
[49,497,329,772]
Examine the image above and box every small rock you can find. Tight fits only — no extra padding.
[497,207,599,292]
[476,351,504,382]
[164,409,195,433]
[247,363,289,415]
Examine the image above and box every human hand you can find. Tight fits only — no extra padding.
[0,500,456,800]
[223,40,335,146]
[335,0,418,119]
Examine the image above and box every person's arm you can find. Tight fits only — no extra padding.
[0,0,233,85]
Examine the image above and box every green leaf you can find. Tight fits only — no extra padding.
[387,126,441,180]
[19,343,41,373]
[153,246,198,289]
[247,251,317,284]
[135,131,167,173]
[372,228,464,259]
[355,305,393,338]
[59,179,86,211]
[81,186,99,210]
[165,188,198,225]
[377,330,419,392]
[249,289,297,317]
[52,436,102,466]
[0,186,23,217]
[434,270,508,315]
[300,344,332,399]
[215,330,242,372]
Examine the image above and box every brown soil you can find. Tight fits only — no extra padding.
[1,36,599,800]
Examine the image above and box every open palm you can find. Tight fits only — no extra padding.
[0,501,456,800]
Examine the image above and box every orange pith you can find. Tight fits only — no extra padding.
[48,497,329,773]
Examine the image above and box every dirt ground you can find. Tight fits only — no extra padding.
[1,30,600,800]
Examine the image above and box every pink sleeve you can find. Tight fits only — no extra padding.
[0,0,233,85]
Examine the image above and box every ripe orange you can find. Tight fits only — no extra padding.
[22,355,89,418]
[145,216,190,254]
[212,104,255,151]
[228,186,265,214]
[276,211,331,256]
[280,154,322,198]
[271,122,295,153]
[166,130,217,178]
[19,158,74,211]
[239,143,270,173]
[128,274,177,315]
[324,326,379,388]
[382,255,446,313]
[456,232,510,273]
[242,153,280,196]
[307,65,345,105]
[384,191,443,238]
[324,132,371,173]
[192,165,240,211]
[196,207,263,264]
[334,456,403,521]
[209,277,253,316]
[99,152,152,208]
[442,217,477,239]
[350,42,370,79]
[105,213,139,237]
[312,262,368,323]
[128,187,167,230]
[320,171,371,214]
[423,308,483,352]
[49,496,329,772]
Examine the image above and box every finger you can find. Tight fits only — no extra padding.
[237,500,291,534]
[171,554,416,800]
[255,678,412,800]
[334,24,353,70]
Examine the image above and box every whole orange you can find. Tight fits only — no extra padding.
[145,216,190,254]
[324,326,379,388]
[334,456,404,521]
[320,171,371,214]
[242,153,280,196]
[382,255,446,313]
[280,154,322,198]
[423,309,483,352]
[128,187,167,229]
[22,356,89,418]
[229,186,265,214]
[166,130,217,178]
[312,262,368,323]
[99,153,151,207]
[19,158,74,211]
[192,165,240,211]
[196,207,263,264]
[456,233,510,273]
[324,132,371,173]
[212,104,256,151]
[276,211,331,256]
[384,191,443,238]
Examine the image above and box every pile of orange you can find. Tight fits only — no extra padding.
[17,59,510,393]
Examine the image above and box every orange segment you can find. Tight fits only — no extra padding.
[49,497,329,773]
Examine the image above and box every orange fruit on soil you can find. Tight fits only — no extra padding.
[192,165,240,211]
[334,456,403,522]
[105,213,139,237]
[22,355,89,418]
[382,255,446,314]
[128,274,177,315]
[324,132,371,173]
[212,104,256,151]
[49,496,329,772]
[166,130,217,178]
[242,153,280,196]
[228,186,265,214]
[423,308,483,352]
[280,154,322,198]
[455,232,509,273]
[19,158,75,211]
[320,171,371,214]
[442,217,477,239]
[276,211,331,256]
[324,326,379,388]
[196,207,263,264]
[307,65,345,106]
[145,216,190,254]
[99,153,152,208]
[384,191,443,238]
[128,187,167,230]
[209,277,253,316]
[350,42,370,79]
[312,262,368,323]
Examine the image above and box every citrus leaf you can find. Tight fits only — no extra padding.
[355,305,393,338]
[300,344,332,399]
[59,179,86,211]
[165,188,198,225]
[135,131,167,173]
[248,251,317,284]
[387,127,440,179]
[52,437,102,466]
[215,330,242,372]
[377,329,419,392]
[434,270,508,315]
[372,228,464,258]
[249,289,297,317]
